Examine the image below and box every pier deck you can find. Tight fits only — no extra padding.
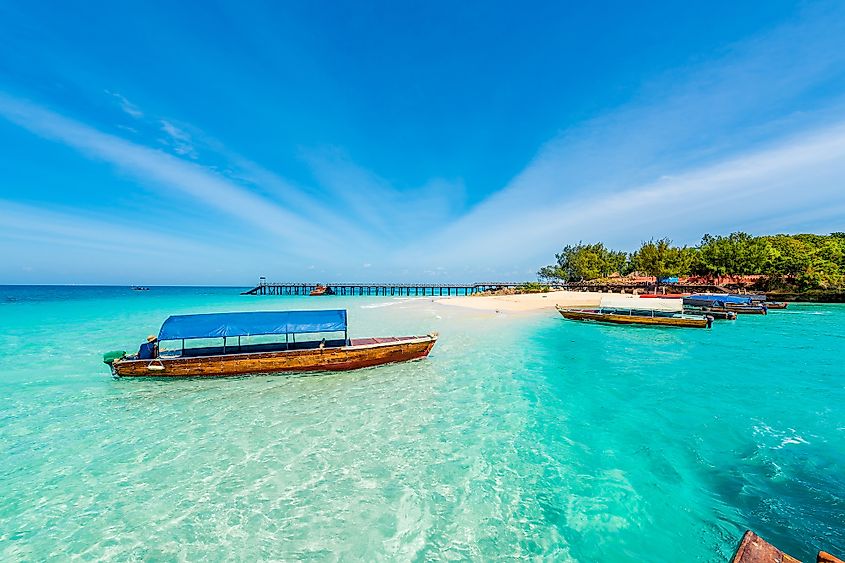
[241,282,525,297]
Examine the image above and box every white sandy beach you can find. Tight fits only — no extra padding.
[435,290,682,313]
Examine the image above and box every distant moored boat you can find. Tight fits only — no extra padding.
[309,285,335,296]
[683,294,767,314]
[556,305,712,328]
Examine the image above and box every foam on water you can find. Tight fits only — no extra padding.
[0,286,843,560]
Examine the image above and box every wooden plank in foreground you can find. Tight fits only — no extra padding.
[818,551,845,563]
[731,530,800,563]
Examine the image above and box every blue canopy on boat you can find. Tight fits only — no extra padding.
[684,294,753,306]
[158,310,347,341]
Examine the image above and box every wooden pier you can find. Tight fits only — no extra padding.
[241,281,525,297]
[242,279,733,297]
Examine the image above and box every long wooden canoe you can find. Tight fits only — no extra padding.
[110,335,437,377]
[556,306,710,328]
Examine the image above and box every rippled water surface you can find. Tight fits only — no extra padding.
[1,286,843,561]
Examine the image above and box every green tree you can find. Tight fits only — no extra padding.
[761,235,812,277]
[538,242,629,282]
[540,232,844,290]
[631,238,691,279]
[694,232,767,276]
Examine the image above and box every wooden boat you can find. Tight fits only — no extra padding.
[683,306,737,320]
[104,310,436,378]
[130,286,150,291]
[732,530,842,563]
[724,303,768,315]
[556,306,711,328]
[684,295,767,315]
[639,293,686,299]
[762,301,788,309]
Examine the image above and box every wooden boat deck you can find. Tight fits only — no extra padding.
[350,336,417,346]
[173,339,346,358]
[165,336,421,359]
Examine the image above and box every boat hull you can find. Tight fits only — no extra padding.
[558,309,708,328]
[111,335,436,377]
[725,304,767,314]
[683,306,737,320]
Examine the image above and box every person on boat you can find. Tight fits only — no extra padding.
[138,335,158,359]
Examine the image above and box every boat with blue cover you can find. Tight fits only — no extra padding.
[683,294,768,314]
[104,309,437,377]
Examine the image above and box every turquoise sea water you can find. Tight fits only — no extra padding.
[1,286,843,561]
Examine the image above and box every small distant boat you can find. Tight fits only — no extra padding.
[639,293,686,299]
[683,306,737,320]
[104,309,437,378]
[745,295,788,310]
[556,305,712,328]
[309,285,335,296]
[685,293,786,312]
[683,295,767,315]
[130,286,150,291]
[724,303,768,314]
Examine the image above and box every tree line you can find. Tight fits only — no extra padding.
[538,232,845,290]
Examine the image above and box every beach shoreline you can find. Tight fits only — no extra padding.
[433,290,682,313]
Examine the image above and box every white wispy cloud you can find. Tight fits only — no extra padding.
[302,148,465,242]
[159,119,198,158]
[105,90,143,119]
[98,105,396,254]
[404,6,845,274]
[0,92,447,279]
[0,200,219,258]
[0,199,255,283]
[222,154,384,252]
[0,93,340,257]
[418,121,845,271]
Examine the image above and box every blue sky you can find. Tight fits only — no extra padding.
[2,1,845,284]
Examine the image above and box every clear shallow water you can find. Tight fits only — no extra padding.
[1,286,843,561]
